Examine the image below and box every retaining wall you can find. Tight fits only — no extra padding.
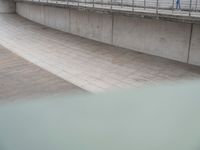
[16,2,200,66]
[188,24,200,66]
[0,0,15,13]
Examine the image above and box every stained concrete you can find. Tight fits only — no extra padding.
[0,45,85,101]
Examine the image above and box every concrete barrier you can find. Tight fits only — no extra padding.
[113,15,191,62]
[16,2,200,66]
[188,24,200,66]
[70,9,113,44]
[0,0,15,13]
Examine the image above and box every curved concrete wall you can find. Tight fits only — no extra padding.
[0,0,15,13]
[16,2,200,66]
[188,24,200,66]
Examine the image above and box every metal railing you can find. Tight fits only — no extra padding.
[15,0,200,17]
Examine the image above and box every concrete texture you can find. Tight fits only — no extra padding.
[0,45,85,101]
[188,24,200,66]
[16,2,199,64]
[29,3,44,25]
[54,6,70,32]
[43,5,70,32]
[0,0,15,13]
[70,9,113,44]
[0,14,200,93]
[17,3,112,44]
[113,15,191,62]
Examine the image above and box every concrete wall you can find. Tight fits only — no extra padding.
[113,15,191,62]
[17,3,112,44]
[16,2,200,66]
[188,24,200,66]
[0,0,15,13]
[70,9,112,44]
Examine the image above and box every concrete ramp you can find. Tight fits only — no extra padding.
[0,14,200,92]
[0,45,85,101]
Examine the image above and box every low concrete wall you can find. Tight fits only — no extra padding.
[188,24,200,66]
[70,9,113,44]
[113,15,191,62]
[0,0,15,13]
[16,2,199,66]
[17,3,112,44]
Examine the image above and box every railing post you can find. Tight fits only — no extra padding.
[189,0,192,16]
[144,0,146,9]
[132,0,134,11]
[172,0,174,13]
[111,0,112,9]
[156,0,158,14]
[121,0,123,8]
[195,0,198,11]
[93,0,94,7]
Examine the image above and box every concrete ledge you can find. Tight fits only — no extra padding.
[16,2,200,66]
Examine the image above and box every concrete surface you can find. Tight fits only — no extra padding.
[16,2,199,64]
[188,24,200,66]
[113,15,191,62]
[0,0,15,13]
[0,14,200,93]
[70,9,113,44]
[17,3,112,44]
[0,45,85,101]
[29,3,44,25]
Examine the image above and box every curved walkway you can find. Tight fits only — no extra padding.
[0,14,200,92]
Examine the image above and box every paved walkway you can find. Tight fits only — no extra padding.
[0,45,84,101]
[0,14,200,92]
